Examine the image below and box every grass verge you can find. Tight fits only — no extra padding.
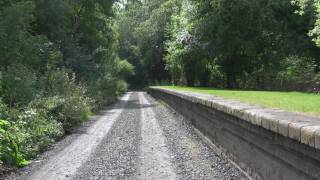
[157,86,320,116]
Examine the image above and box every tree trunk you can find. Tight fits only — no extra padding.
[199,70,210,87]
[186,74,195,87]
[226,72,236,89]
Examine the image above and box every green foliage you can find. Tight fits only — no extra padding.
[276,56,319,91]
[7,109,63,158]
[0,120,30,167]
[117,60,135,79]
[0,0,127,169]
[0,119,28,167]
[0,1,56,70]
[41,68,80,96]
[0,64,37,107]
[117,0,320,90]
[293,0,320,46]
[31,95,92,133]
[0,99,63,167]
[117,0,179,85]
[89,74,125,108]
[158,0,320,90]
[35,68,93,132]
[164,0,202,86]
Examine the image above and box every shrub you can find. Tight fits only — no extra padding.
[0,106,63,167]
[31,95,93,133]
[0,96,64,167]
[0,68,94,168]
[35,68,93,132]
[52,95,92,132]
[40,68,77,97]
[12,109,63,158]
[312,74,320,93]
[88,75,120,109]
[37,72,92,132]
[87,60,131,109]
[0,119,29,167]
[116,79,128,96]
[117,60,135,79]
[276,56,317,91]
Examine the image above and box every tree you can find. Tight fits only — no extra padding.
[191,0,319,89]
[165,0,204,86]
[117,0,179,85]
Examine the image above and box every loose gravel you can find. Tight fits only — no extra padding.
[145,93,248,180]
[73,92,141,180]
[4,92,249,180]
[137,92,176,179]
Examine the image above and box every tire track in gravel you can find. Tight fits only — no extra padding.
[137,92,176,180]
[25,93,132,180]
[73,92,142,180]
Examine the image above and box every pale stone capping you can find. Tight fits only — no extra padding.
[149,87,320,150]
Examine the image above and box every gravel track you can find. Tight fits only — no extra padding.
[5,92,248,180]
[138,92,176,180]
[73,92,141,179]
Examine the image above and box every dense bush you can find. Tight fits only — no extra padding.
[41,68,77,97]
[275,56,319,91]
[89,75,123,108]
[88,60,132,109]
[31,95,92,133]
[0,100,63,167]
[36,68,93,131]
[0,68,96,168]
[0,119,28,167]
[117,60,135,79]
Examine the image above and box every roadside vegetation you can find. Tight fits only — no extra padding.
[159,86,320,116]
[0,0,133,172]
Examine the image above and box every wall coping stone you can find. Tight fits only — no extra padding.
[149,87,320,150]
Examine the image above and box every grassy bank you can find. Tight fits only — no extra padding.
[158,86,320,116]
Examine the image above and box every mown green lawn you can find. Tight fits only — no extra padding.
[157,86,320,116]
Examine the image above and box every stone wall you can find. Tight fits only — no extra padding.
[148,87,320,180]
